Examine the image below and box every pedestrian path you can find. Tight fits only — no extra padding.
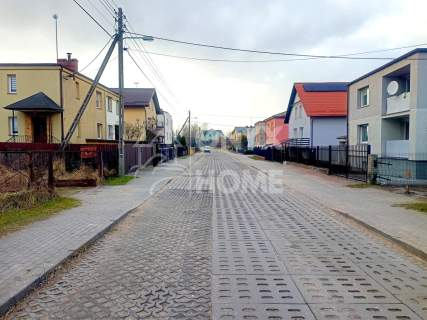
[0,156,195,316]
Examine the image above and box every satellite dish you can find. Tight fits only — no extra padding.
[387,81,399,96]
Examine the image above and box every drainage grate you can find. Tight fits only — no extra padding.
[213,304,316,320]
[212,254,287,275]
[212,275,304,304]
[293,275,399,304]
[310,304,423,320]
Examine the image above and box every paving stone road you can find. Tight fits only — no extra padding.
[4,152,427,319]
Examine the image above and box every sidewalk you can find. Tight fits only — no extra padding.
[0,155,197,315]
[232,152,427,259]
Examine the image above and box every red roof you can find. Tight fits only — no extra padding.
[294,83,347,117]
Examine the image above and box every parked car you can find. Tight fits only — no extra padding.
[202,146,211,153]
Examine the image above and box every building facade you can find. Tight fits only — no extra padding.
[348,49,427,160]
[264,112,288,145]
[114,88,161,142]
[254,121,266,146]
[200,129,224,147]
[229,127,247,150]
[157,110,173,145]
[0,56,119,144]
[285,82,348,147]
[246,126,256,150]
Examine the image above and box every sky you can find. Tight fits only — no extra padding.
[1,0,427,134]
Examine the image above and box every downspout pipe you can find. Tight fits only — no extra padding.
[59,67,64,142]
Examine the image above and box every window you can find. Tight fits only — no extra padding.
[7,74,17,93]
[97,123,103,139]
[299,127,304,138]
[108,125,114,140]
[358,124,369,144]
[96,91,102,109]
[116,101,120,115]
[8,116,18,135]
[293,128,298,138]
[294,106,298,119]
[75,82,80,99]
[358,86,370,107]
[107,96,112,112]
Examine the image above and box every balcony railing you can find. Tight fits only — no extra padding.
[385,139,409,158]
[386,92,410,114]
[7,135,61,144]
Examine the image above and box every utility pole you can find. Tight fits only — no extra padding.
[117,8,125,176]
[188,110,191,154]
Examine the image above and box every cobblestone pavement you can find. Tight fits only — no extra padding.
[4,152,427,319]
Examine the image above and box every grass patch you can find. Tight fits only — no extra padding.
[102,175,135,186]
[347,183,373,189]
[0,196,80,236]
[249,155,265,161]
[394,202,427,214]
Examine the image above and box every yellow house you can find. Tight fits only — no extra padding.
[112,88,161,142]
[0,56,119,144]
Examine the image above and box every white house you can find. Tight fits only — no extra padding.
[157,110,173,145]
[284,82,348,146]
[348,48,427,160]
[246,126,256,150]
[106,97,119,140]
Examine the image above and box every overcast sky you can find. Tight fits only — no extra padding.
[2,0,427,133]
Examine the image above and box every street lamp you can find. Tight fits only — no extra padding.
[52,14,59,61]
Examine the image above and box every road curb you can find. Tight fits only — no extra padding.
[331,207,427,262]
[0,156,202,317]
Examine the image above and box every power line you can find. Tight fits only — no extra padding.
[125,31,427,60]
[96,0,116,17]
[80,36,114,72]
[126,49,177,109]
[85,0,115,29]
[72,0,112,36]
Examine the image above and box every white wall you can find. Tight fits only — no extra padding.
[247,127,256,150]
[163,111,173,145]
[106,99,119,140]
[312,117,347,146]
[288,93,311,140]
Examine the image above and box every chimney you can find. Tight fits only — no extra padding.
[57,52,79,73]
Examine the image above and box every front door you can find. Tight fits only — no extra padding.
[32,116,47,143]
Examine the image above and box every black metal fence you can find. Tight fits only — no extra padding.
[253,144,370,182]
[375,154,427,186]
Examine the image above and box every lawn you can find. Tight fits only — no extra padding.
[347,183,374,189]
[249,155,265,161]
[0,196,80,236]
[103,175,135,186]
[394,201,427,214]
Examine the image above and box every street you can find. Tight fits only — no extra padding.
[6,151,427,319]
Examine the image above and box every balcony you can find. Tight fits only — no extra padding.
[385,140,409,158]
[386,92,410,114]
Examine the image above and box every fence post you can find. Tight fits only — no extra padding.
[98,151,104,177]
[345,144,349,179]
[48,152,54,192]
[328,145,332,175]
[27,151,34,189]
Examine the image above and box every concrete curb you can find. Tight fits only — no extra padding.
[0,155,203,316]
[331,208,427,262]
